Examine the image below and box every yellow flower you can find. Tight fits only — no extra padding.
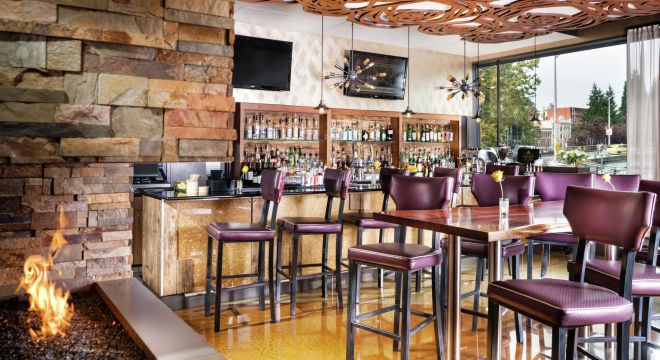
[491,170,504,183]
[406,164,417,172]
[241,165,249,174]
[373,160,381,170]
[601,173,615,190]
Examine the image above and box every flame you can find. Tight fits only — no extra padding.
[18,207,74,340]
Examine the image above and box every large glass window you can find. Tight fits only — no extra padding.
[478,43,627,173]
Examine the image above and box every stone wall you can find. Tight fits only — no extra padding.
[0,163,133,297]
[0,0,235,297]
[0,0,235,163]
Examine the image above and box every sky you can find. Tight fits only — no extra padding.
[535,44,627,111]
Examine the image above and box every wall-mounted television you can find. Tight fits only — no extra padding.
[343,50,408,100]
[233,35,293,91]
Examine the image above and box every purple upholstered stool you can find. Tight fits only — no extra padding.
[343,168,409,300]
[439,173,533,341]
[275,168,351,317]
[433,167,465,207]
[485,163,520,175]
[346,175,453,360]
[488,186,655,360]
[526,172,595,282]
[205,169,285,332]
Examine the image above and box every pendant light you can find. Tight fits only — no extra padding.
[401,26,416,118]
[472,42,482,123]
[314,16,329,114]
[530,34,540,123]
[436,39,484,101]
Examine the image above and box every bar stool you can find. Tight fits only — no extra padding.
[440,173,533,342]
[205,169,285,332]
[346,175,454,360]
[485,163,520,175]
[527,172,594,281]
[275,168,350,316]
[342,168,409,301]
[488,186,655,360]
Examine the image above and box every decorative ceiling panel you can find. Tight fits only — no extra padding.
[239,0,660,42]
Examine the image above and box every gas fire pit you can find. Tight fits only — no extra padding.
[0,290,145,359]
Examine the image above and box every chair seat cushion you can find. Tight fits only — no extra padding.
[527,232,577,245]
[343,212,399,229]
[488,278,633,327]
[276,217,342,234]
[567,259,660,296]
[348,243,442,271]
[206,222,274,242]
[440,239,526,258]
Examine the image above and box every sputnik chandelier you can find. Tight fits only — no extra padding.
[324,22,386,92]
[243,0,660,43]
[436,39,486,101]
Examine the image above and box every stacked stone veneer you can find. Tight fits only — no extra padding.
[0,0,235,297]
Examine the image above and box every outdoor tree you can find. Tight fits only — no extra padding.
[479,59,540,148]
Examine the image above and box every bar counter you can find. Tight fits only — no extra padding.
[141,183,476,297]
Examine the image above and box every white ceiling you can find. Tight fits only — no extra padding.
[235,1,577,56]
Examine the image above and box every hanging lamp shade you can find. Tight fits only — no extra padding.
[316,16,329,114]
[401,26,415,117]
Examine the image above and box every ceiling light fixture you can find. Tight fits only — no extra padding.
[324,22,386,93]
[436,39,485,102]
[472,42,483,123]
[401,27,416,118]
[314,16,329,114]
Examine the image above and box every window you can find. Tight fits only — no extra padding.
[478,43,627,173]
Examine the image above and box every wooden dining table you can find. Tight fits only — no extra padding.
[374,200,570,360]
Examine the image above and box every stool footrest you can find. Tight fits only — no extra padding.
[410,314,436,336]
[208,280,270,294]
[353,323,400,341]
[355,305,398,320]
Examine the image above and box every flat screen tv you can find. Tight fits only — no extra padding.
[343,50,408,100]
[233,35,293,91]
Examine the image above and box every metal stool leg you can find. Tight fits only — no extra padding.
[400,271,412,360]
[415,229,423,292]
[346,260,358,360]
[432,263,445,360]
[268,239,278,323]
[258,241,265,310]
[275,225,284,303]
[205,235,213,317]
[393,271,402,351]
[214,241,224,332]
[377,228,385,288]
[322,233,329,298]
[290,233,300,317]
[512,254,525,344]
[471,258,484,332]
[355,227,363,304]
[541,244,550,278]
[551,327,567,360]
[335,230,344,309]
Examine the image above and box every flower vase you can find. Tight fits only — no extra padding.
[499,198,509,218]
[236,180,243,193]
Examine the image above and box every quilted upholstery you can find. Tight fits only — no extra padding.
[593,174,640,192]
[534,172,594,201]
[277,217,342,234]
[567,259,660,296]
[342,212,399,229]
[390,175,453,211]
[488,278,634,327]
[441,239,525,258]
[486,163,520,175]
[471,174,535,207]
[206,222,275,242]
[348,243,443,271]
[432,167,465,195]
[527,232,577,245]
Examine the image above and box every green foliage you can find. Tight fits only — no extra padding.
[479,60,540,147]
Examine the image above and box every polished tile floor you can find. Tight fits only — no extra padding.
[177,250,660,359]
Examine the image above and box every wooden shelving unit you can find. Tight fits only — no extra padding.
[233,102,462,178]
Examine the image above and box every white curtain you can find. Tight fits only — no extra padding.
[627,25,660,180]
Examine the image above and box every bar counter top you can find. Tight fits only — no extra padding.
[139,183,384,201]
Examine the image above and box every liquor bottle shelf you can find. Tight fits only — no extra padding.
[331,140,394,143]
[401,141,453,145]
[244,139,320,143]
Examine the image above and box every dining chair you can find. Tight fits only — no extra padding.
[440,173,533,342]
[593,174,641,191]
[432,167,465,207]
[527,172,594,281]
[342,168,409,302]
[275,168,351,316]
[485,163,520,176]
[205,169,285,331]
[488,186,655,360]
[346,175,454,360]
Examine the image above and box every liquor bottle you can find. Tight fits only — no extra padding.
[306,117,313,140]
[411,124,417,142]
[387,124,393,141]
[379,125,385,142]
[313,117,319,141]
[361,125,368,141]
[253,114,260,140]
[246,115,253,139]
[292,115,299,139]
[299,117,305,140]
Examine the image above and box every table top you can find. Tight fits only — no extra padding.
[374,201,570,242]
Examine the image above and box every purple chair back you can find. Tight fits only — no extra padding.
[534,172,594,201]
[564,186,655,250]
[640,180,660,227]
[379,168,409,195]
[260,169,285,204]
[433,167,465,195]
[471,173,535,207]
[593,174,640,192]
[486,163,520,176]
[390,175,453,211]
[323,168,351,200]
